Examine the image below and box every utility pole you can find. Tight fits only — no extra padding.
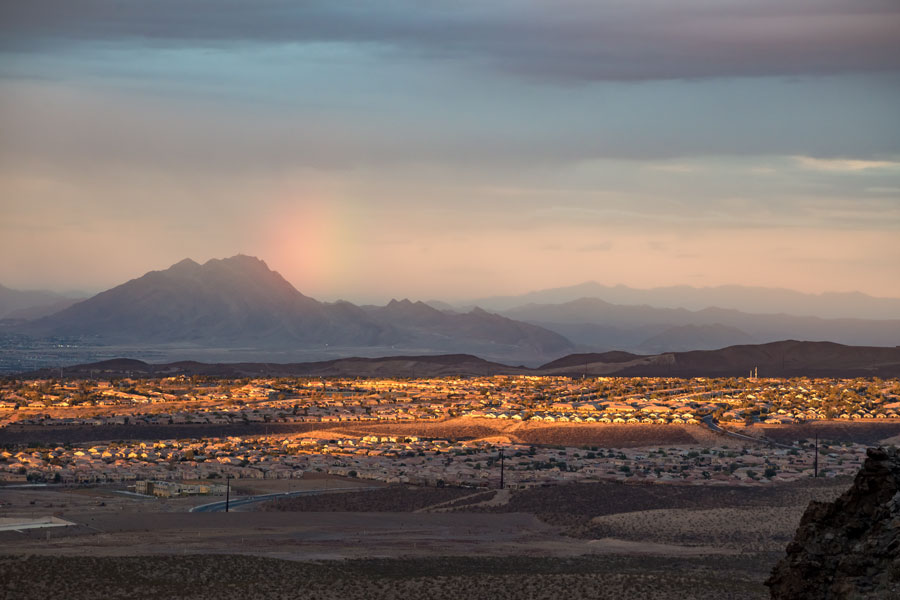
[499,448,505,489]
[225,476,231,512]
[814,434,819,478]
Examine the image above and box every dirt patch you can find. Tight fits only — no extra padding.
[415,490,495,512]
[588,506,812,552]
[473,478,849,532]
[335,418,500,441]
[586,537,733,556]
[512,424,707,447]
[230,475,369,496]
[258,486,474,513]
[0,418,738,449]
[732,422,900,446]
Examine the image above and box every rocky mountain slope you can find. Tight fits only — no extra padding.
[767,446,900,599]
[27,255,390,346]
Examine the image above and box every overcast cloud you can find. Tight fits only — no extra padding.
[1,1,898,300]
[2,1,900,81]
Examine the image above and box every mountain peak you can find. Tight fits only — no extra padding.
[169,258,200,271]
[204,254,270,271]
[387,298,415,307]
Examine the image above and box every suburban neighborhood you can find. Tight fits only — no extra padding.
[1,375,895,488]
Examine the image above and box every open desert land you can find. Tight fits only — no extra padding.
[1,553,773,600]
[3,375,898,599]
[0,475,377,519]
[729,421,900,446]
[0,470,853,600]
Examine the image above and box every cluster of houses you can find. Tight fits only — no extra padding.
[134,479,226,497]
[2,375,897,431]
[0,427,870,488]
[713,381,900,424]
[464,402,703,425]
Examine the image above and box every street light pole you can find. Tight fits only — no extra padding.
[814,434,819,478]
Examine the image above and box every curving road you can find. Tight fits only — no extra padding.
[701,415,800,450]
[189,485,381,513]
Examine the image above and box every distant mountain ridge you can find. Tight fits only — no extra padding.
[364,300,571,356]
[502,297,900,352]
[470,282,900,320]
[18,341,900,379]
[22,255,572,362]
[0,284,82,320]
[9,256,900,367]
[636,323,756,353]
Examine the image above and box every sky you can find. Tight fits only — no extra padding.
[1,0,899,303]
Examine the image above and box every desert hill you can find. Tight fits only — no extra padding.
[538,341,900,378]
[24,353,525,379]
[539,351,643,370]
[614,340,900,378]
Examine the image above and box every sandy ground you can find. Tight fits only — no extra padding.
[732,421,900,445]
[0,483,751,562]
[337,418,722,447]
[0,477,816,600]
[1,509,700,562]
[1,553,773,600]
[589,506,810,552]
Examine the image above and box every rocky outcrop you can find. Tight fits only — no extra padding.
[767,447,900,599]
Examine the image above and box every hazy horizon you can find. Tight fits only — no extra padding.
[7,252,900,309]
[2,1,899,302]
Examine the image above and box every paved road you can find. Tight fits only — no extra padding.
[701,415,799,450]
[189,486,381,513]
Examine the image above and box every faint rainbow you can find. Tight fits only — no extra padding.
[257,187,360,297]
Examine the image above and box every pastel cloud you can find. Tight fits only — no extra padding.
[793,156,900,172]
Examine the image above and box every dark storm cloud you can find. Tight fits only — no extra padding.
[2,0,899,81]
